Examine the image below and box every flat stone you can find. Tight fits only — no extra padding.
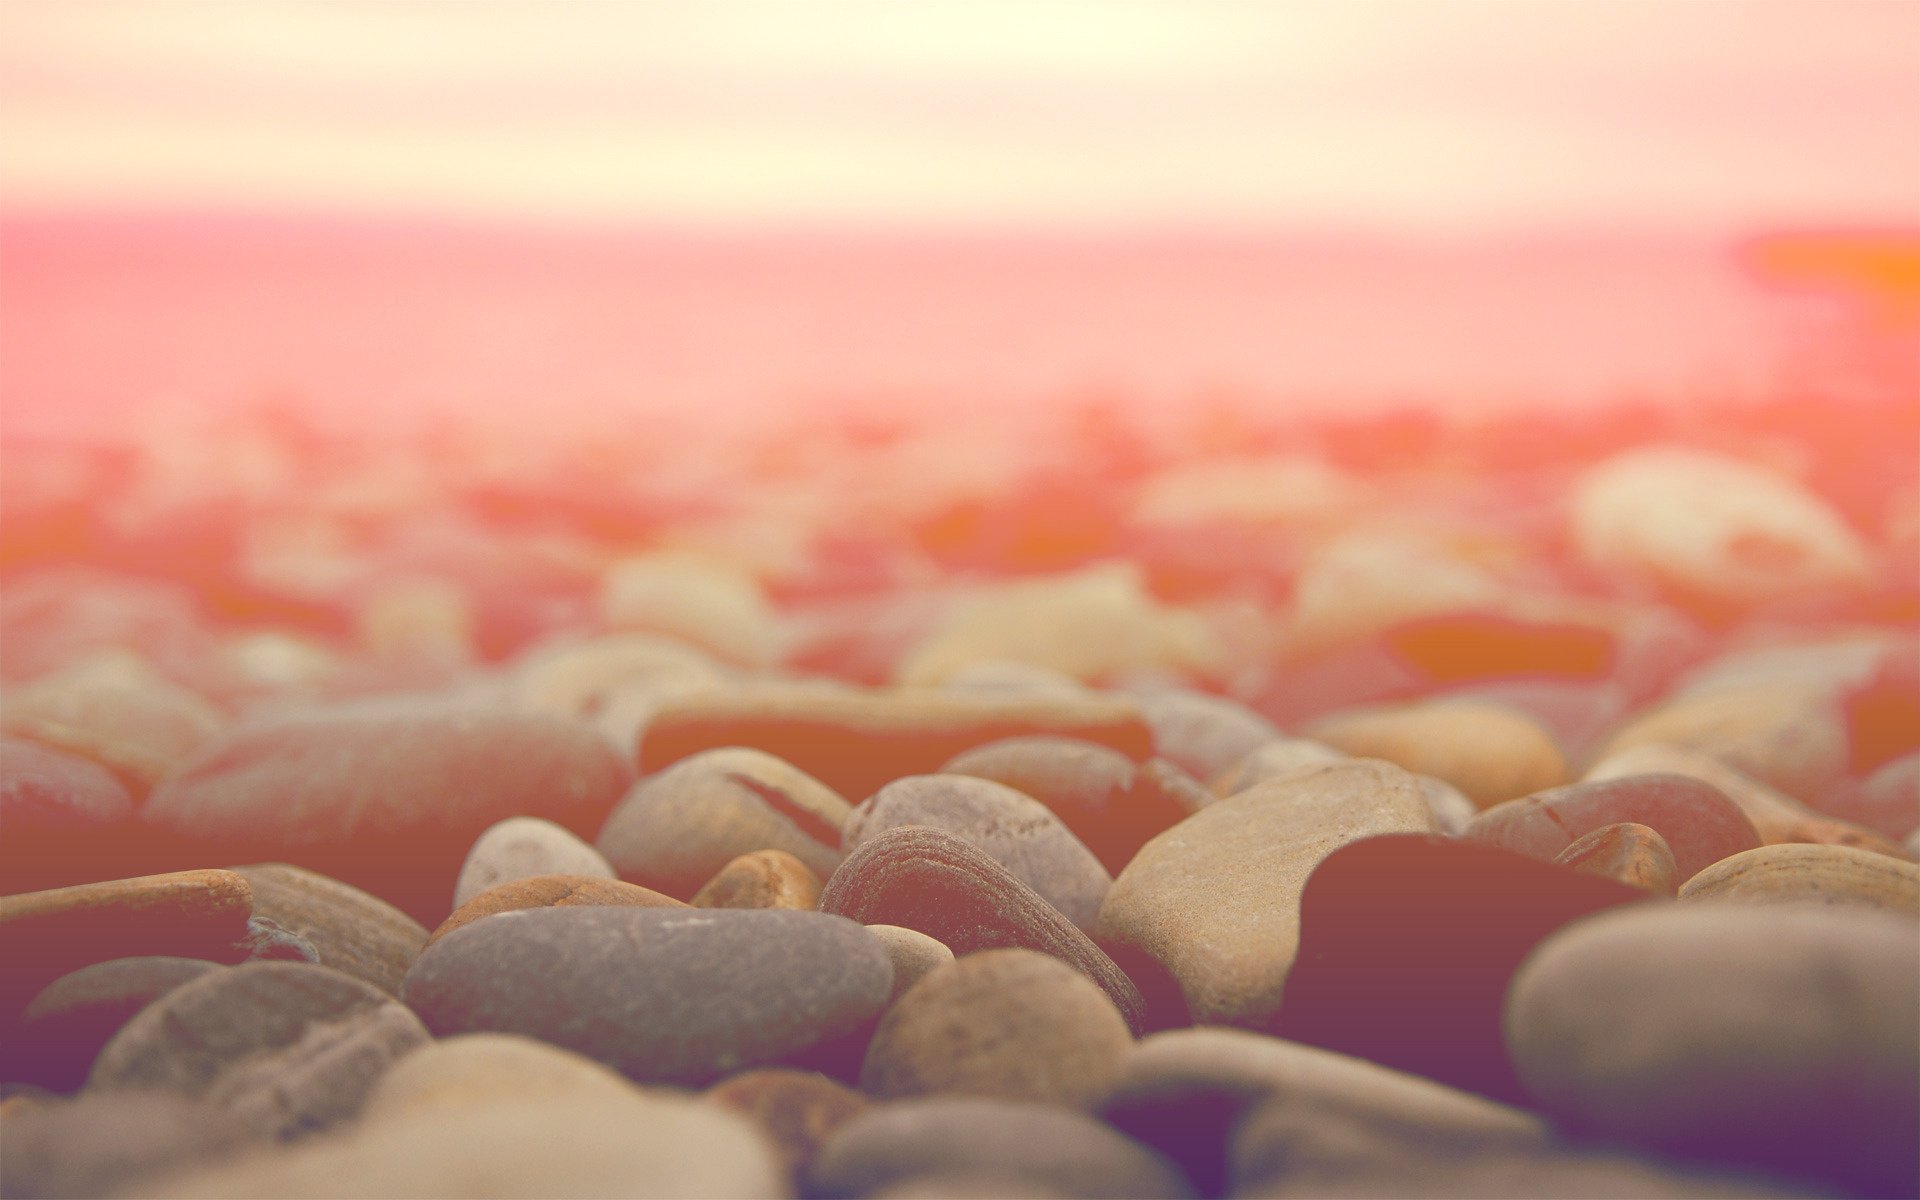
[1100,1028,1547,1198]
[0,869,253,1021]
[146,1090,786,1199]
[1,651,227,793]
[1273,834,1649,1104]
[1302,699,1568,809]
[0,1090,261,1200]
[428,874,684,945]
[508,631,728,720]
[358,1032,648,1120]
[89,960,430,1140]
[637,685,1153,803]
[845,774,1111,930]
[1125,689,1282,783]
[13,956,221,1092]
[707,1067,870,1181]
[141,699,632,925]
[1553,823,1678,894]
[1239,1150,1811,1198]
[1097,760,1436,1027]
[691,849,823,910]
[402,906,893,1087]
[233,863,428,996]
[1677,842,1920,916]
[452,816,616,909]
[864,924,954,1004]
[1594,679,1850,807]
[0,736,138,893]
[1465,773,1760,880]
[807,1096,1193,1200]
[596,747,849,899]
[862,949,1134,1109]
[1506,903,1919,1196]
[941,737,1202,875]
[818,826,1146,1033]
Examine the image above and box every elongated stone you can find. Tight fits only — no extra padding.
[1677,842,1920,916]
[819,826,1147,1033]
[1553,823,1678,894]
[1465,774,1758,880]
[14,956,222,1092]
[1097,760,1435,1027]
[232,863,428,996]
[1302,699,1567,809]
[427,874,684,946]
[637,685,1152,803]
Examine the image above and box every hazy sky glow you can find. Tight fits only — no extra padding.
[3,0,1916,229]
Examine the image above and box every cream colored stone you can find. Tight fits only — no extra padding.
[600,551,780,668]
[1595,680,1850,805]
[1678,842,1920,917]
[0,650,226,790]
[453,816,617,910]
[1096,760,1436,1025]
[1304,700,1567,809]
[359,1033,647,1119]
[865,924,956,1005]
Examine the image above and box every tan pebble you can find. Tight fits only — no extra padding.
[428,874,684,945]
[1209,738,1346,797]
[863,924,955,1004]
[0,651,227,792]
[234,863,428,996]
[861,948,1134,1110]
[692,849,823,910]
[1098,760,1436,1026]
[359,1033,648,1120]
[1594,680,1850,806]
[599,551,780,668]
[1678,842,1920,916]
[1303,699,1567,809]
[1553,823,1679,894]
[452,816,616,910]
[707,1068,869,1180]
[509,631,726,719]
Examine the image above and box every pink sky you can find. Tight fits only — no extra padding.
[3,0,1916,230]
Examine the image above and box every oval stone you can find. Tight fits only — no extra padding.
[691,849,823,910]
[141,700,631,925]
[1302,699,1568,809]
[14,956,221,1092]
[808,1096,1193,1200]
[1676,842,1920,916]
[862,948,1134,1109]
[818,826,1146,1032]
[89,961,429,1140]
[863,924,955,1005]
[1506,903,1919,1196]
[595,747,849,899]
[1553,823,1679,894]
[845,775,1111,930]
[358,1032,648,1120]
[0,736,138,893]
[1126,688,1282,783]
[706,1068,870,1181]
[428,874,685,945]
[232,863,428,996]
[1465,773,1759,880]
[0,1091,260,1200]
[452,816,616,910]
[1097,760,1436,1026]
[402,906,893,1087]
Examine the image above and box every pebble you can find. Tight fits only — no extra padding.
[0,650,227,793]
[508,630,728,720]
[0,736,137,893]
[1464,773,1760,879]
[88,960,430,1140]
[1096,760,1435,1027]
[863,924,954,1004]
[936,660,1091,698]
[595,746,850,899]
[941,736,1203,875]
[1584,742,1911,857]
[808,1096,1193,1200]
[1273,834,1648,1103]
[145,1090,787,1199]
[600,550,781,668]
[1125,688,1283,783]
[818,826,1147,1032]
[1597,678,1854,805]
[1099,1027,1548,1198]
[1209,738,1348,796]
[452,815,617,909]
[357,1032,648,1119]
[1302,699,1568,809]
[233,863,428,995]
[141,699,631,925]
[402,906,893,1086]
[844,774,1112,930]
[0,1091,261,1200]
[1676,841,1920,915]
[1552,822,1679,893]
[427,873,685,945]
[1569,444,1874,607]
[0,869,253,1021]
[893,562,1222,687]
[707,1067,871,1181]
[692,849,824,909]
[636,684,1153,804]
[12,956,221,1092]
[1237,1150,1810,1199]
[1828,749,1920,841]
[1505,902,1919,1196]
[862,948,1134,1109]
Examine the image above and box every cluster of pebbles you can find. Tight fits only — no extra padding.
[1,406,1916,1199]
